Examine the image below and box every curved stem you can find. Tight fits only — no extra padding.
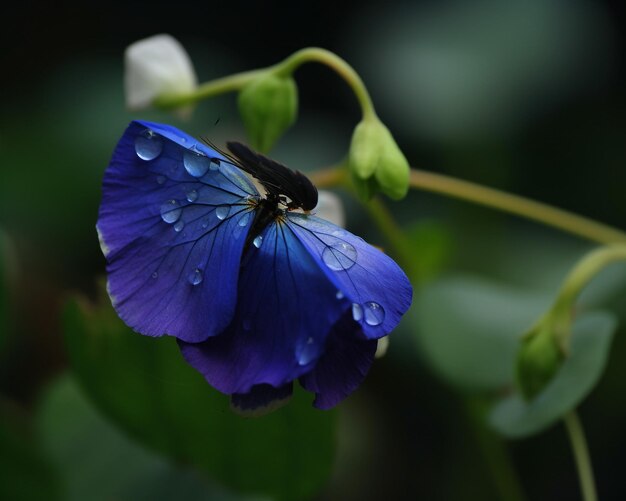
[154,47,377,122]
[547,244,626,350]
[311,166,626,246]
[410,169,626,245]
[564,411,597,501]
[275,47,377,120]
[153,69,265,109]
[556,244,626,307]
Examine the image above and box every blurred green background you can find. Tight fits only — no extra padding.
[2,0,626,499]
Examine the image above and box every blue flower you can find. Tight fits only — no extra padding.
[97,121,412,414]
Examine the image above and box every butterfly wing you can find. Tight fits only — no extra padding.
[179,217,353,394]
[179,212,412,400]
[97,120,258,343]
[287,213,413,339]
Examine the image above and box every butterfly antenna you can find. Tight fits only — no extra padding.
[200,136,242,166]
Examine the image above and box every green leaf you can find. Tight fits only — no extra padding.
[37,375,259,501]
[0,399,61,501]
[489,311,616,438]
[63,289,336,501]
[412,275,552,391]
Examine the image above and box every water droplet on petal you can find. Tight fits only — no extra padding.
[186,189,198,202]
[151,271,158,279]
[253,235,263,248]
[135,129,163,160]
[322,242,357,271]
[156,175,166,185]
[336,290,344,299]
[238,212,250,227]
[364,301,385,326]
[160,200,181,223]
[296,336,318,366]
[352,303,363,322]
[215,206,230,220]
[174,220,185,232]
[209,158,220,171]
[184,150,210,177]
[188,268,203,286]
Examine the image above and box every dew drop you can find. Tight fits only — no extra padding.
[174,220,185,232]
[238,212,250,227]
[135,129,163,161]
[160,200,181,224]
[253,235,263,248]
[352,303,363,322]
[184,150,210,177]
[296,336,318,366]
[201,219,209,229]
[156,175,166,185]
[186,190,198,202]
[216,205,230,220]
[209,158,220,171]
[188,268,203,286]
[336,290,344,300]
[364,301,385,326]
[322,242,357,271]
[151,271,158,279]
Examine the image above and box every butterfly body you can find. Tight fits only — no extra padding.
[97,120,412,414]
[226,141,318,211]
[242,196,284,256]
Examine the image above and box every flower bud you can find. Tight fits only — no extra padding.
[124,34,197,112]
[349,118,409,200]
[238,72,298,153]
[516,321,566,400]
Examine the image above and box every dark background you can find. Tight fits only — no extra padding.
[2,0,626,499]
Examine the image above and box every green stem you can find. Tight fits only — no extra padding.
[545,244,626,349]
[153,69,265,109]
[556,245,626,308]
[466,398,527,501]
[312,166,626,246]
[309,164,348,189]
[409,169,626,245]
[276,47,377,120]
[362,197,419,278]
[564,411,597,501]
[154,47,377,122]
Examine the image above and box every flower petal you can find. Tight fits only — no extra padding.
[300,312,378,409]
[230,383,293,417]
[97,121,258,343]
[178,221,351,394]
[287,214,413,339]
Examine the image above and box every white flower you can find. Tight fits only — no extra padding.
[314,190,345,228]
[124,34,197,110]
